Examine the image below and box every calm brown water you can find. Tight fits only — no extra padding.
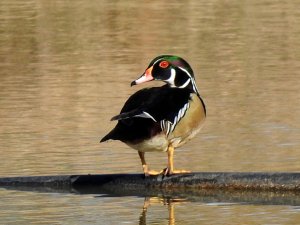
[0,0,300,224]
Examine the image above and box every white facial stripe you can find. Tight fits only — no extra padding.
[190,78,199,93]
[165,68,176,87]
[152,58,163,67]
[179,78,191,88]
[178,66,199,93]
[152,60,200,93]
[178,66,192,78]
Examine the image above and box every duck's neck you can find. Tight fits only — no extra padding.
[167,67,200,95]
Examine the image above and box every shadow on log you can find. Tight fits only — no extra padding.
[1,172,300,205]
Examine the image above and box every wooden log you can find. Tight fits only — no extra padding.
[0,172,300,192]
[1,172,300,205]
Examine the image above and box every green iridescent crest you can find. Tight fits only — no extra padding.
[150,55,194,76]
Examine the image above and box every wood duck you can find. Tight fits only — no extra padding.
[100,55,206,176]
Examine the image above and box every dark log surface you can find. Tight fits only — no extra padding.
[1,172,300,205]
[1,172,300,191]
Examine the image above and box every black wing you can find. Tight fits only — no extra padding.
[116,86,192,123]
[100,86,192,143]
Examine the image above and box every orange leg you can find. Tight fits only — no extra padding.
[138,151,161,176]
[164,145,191,176]
[167,145,175,174]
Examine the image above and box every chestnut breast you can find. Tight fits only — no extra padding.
[168,93,206,147]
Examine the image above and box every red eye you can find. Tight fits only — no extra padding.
[159,61,169,68]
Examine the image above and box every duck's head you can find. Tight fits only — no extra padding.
[131,55,199,94]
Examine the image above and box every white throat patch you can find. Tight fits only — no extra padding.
[165,68,176,87]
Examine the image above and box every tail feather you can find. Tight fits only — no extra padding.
[100,128,119,143]
[100,134,110,143]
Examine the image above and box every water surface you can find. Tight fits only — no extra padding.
[0,0,300,224]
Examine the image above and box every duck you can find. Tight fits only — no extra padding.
[100,55,206,176]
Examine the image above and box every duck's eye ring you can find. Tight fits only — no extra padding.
[159,61,169,68]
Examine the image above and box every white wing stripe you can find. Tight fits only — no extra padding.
[142,111,157,122]
[133,111,157,122]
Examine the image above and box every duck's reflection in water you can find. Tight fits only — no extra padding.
[139,197,187,225]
